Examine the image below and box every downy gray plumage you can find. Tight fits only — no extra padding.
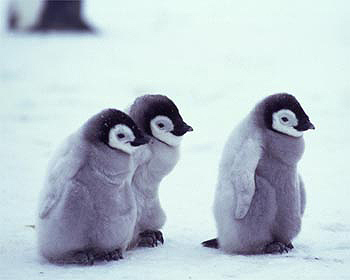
[202,93,314,254]
[37,109,149,264]
[127,94,193,247]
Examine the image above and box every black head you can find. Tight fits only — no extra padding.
[83,109,149,151]
[129,94,193,138]
[261,93,315,137]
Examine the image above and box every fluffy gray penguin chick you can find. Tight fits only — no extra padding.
[202,93,314,254]
[126,94,193,247]
[37,109,149,265]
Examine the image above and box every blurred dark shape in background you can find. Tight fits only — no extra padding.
[7,3,17,30]
[8,0,94,33]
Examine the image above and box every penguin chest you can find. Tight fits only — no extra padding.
[88,185,137,246]
[94,186,135,218]
[256,157,302,239]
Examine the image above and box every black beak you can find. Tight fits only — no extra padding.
[295,120,315,131]
[130,135,150,146]
[308,122,315,130]
[186,124,194,132]
[171,123,193,136]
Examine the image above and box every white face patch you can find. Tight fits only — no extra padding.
[150,115,183,146]
[108,124,137,154]
[272,109,303,137]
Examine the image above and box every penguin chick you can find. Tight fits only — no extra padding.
[126,94,193,248]
[202,93,314,254]
[37,109,149,265]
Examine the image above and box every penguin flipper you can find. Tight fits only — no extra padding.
[298,174,306,216]
[230,138,262,219]
[39,134,87,218]
[39,184,64,219]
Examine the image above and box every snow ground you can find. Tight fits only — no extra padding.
[1,0,350,279]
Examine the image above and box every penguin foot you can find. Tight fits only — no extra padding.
[138,230,164,247]
[201,238,219,249]
[94,249,123,262]
[70,250,95,265]
[104,249,123,262]
[264,242,292,254]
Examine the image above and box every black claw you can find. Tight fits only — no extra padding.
[155,231,164,244]
[139,230,164,247]
[202,238,219,249]
[115,249,123,260]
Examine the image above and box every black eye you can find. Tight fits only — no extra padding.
[117,133,125,139]
[281,117,289,122]
[158,123,165,128]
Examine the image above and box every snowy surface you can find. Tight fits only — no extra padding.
[1,0,350,279]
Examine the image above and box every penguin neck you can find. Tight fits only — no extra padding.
[149,137,180,165]
[132,136,180,195]
[88,143,132,186]
[262,129,305,166]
